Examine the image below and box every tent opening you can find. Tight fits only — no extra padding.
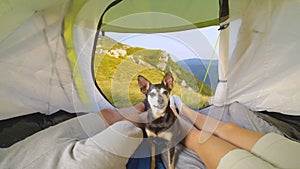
[93,27,220,109]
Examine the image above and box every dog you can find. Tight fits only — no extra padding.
[138,71,178,169]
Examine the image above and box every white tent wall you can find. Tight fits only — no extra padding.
[0,1,81,120]
[0,0,117,120]
[226,0,300,115]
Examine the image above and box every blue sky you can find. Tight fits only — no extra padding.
[106,26,220,61]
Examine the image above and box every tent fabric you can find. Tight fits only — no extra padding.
[0,1,78,119]
[226,0,300,115]
[212,19,230,106]
[0,0,224,120]
[64,0,90,106]
[257,111,300,142]
[0,0,116,120]
[100,0,220,33]
[0,0,300,168]
[0,110,77,148]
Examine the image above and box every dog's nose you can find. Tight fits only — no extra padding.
[158,95,164,104]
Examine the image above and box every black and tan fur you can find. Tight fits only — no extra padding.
[138,72,177,169]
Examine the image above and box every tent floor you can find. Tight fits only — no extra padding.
[258,111,300,142]
[0,110,77,148]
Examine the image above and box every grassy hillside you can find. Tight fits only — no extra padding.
[94,36,212,109]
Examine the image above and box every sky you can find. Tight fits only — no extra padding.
[106,26,220,61]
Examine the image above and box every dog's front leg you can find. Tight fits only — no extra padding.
[150,143,156,169]
[167,145,175,169]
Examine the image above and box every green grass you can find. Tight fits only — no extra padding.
[94,39,213,109]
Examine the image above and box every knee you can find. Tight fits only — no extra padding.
[183,128,200,149]
[218,122,239,137]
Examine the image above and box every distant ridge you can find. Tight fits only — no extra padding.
[177,58,218,90]
[94,35,213,108]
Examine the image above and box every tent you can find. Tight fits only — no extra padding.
[1,0,300,168]
[0,0,227,119]
[1,0,299,119]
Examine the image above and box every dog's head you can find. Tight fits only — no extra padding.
[138,72,174,118]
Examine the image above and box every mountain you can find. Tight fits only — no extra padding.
[94,36,213,108]
[177,58,218,91]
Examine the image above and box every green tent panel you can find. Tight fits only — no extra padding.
[100,0,220,33]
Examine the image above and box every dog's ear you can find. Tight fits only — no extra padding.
[138,75,151,94]
[162,71,173,90]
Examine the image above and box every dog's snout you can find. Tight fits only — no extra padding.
[157,95,165,105]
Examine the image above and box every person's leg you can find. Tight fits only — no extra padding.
[0,113,109,168]
[251,133,300,169]
[182,127,237,169]
[183,127,278,169]
[217,149,277,169]
[182,104,264,151]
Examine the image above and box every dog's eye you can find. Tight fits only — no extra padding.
[163,91,168,95]
[149,92,156,97]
